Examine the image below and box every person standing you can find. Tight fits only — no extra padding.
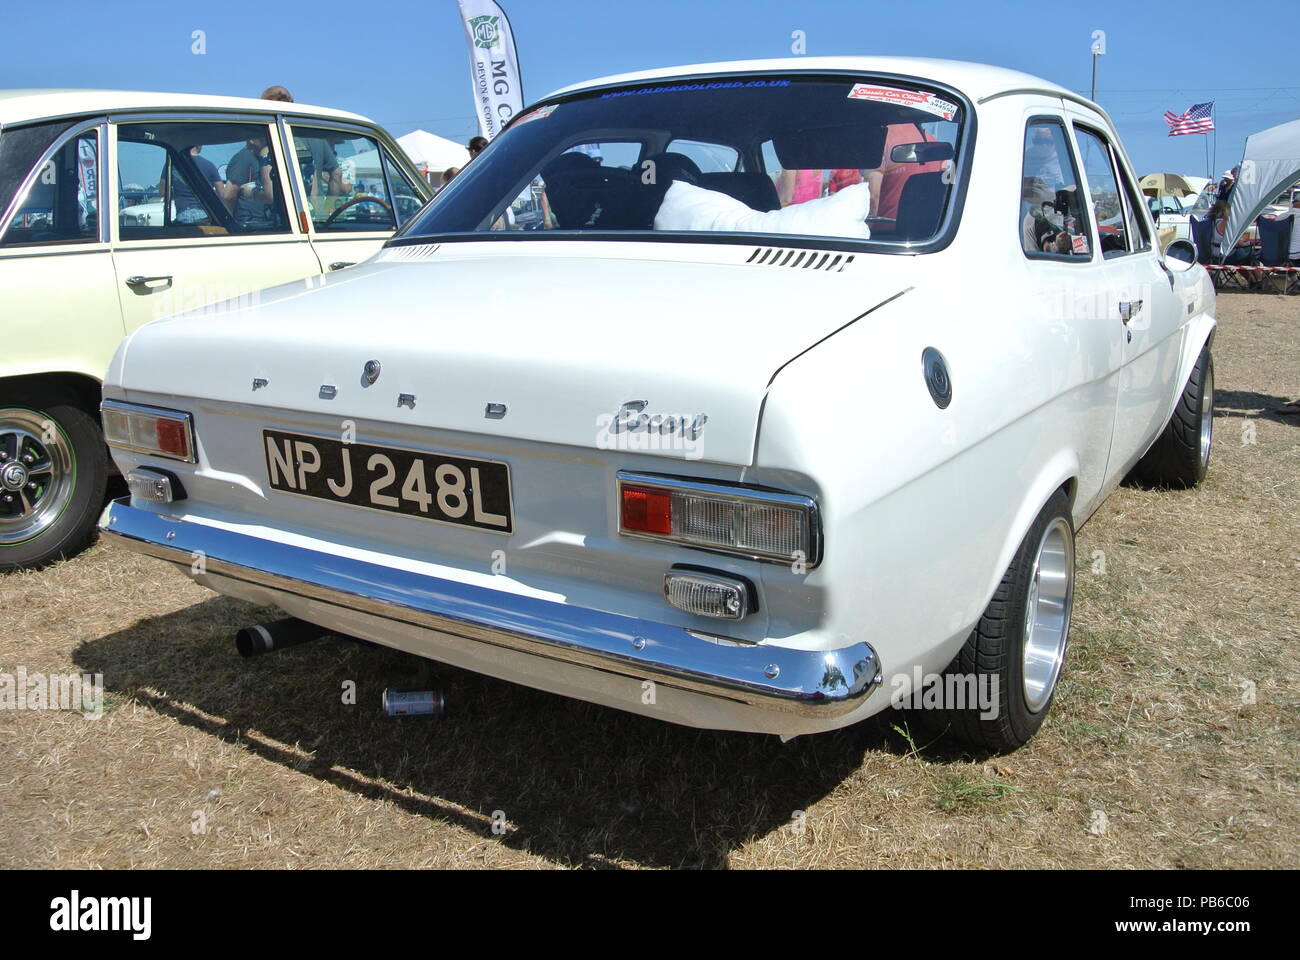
[777,168,825,206]
[225,133,279,229]
[1210,199,1251,265]
[870,122,946,220]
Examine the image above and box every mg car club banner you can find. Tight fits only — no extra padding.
[457,0,524,140]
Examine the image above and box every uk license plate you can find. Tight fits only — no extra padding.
[263,429,513,534]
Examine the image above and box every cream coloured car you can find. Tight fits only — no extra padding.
[0,90,431,570]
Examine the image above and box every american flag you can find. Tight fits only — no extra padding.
[1164,102,1215,136]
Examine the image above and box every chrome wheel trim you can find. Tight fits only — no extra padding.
[1199,363,1214,468]
[1022,516,1074,714]
[0,409,76,545]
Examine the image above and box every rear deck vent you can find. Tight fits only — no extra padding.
[746,247,854,272]
[380,243,442,262]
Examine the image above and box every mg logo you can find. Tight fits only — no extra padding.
[469,15,501,49]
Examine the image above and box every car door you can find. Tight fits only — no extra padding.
[1068,118,1185,483]
[0,119,124,383]
[1016,113,1121,517]
[284,121,430,273]
[110,114,321,337]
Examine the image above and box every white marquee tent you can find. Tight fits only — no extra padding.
[396,130,471,175]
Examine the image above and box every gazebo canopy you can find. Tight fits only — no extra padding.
[1221,118,1300,256]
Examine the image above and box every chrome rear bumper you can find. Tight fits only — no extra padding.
[99,498,881,723]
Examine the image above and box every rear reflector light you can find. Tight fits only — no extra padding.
[126,468,180,504]
[101,401,195,463]
[664,570,751,620]
[618,472,818,566]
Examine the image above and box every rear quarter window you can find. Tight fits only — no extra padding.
[0,121,74,220]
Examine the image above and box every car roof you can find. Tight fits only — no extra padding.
[542,56,1085,108]
[0,89,374,128]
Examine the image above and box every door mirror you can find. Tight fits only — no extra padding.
[1163,238,1197,271]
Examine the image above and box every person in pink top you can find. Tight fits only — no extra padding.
[777,167,825,206]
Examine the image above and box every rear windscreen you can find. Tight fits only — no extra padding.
[399,76,966,248]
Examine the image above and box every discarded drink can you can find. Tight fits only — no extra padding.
[382,688,445,717]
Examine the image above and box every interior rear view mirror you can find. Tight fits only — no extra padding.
[889,141,955,164]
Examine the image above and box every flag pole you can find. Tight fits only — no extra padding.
[1211,105,1217,182]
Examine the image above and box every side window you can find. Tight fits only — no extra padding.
[665,139,740,174]
[1020,120,1091,259]
[117,121,290,238]
[564,141,642,171]
[381,150,425,226]
[0,127,100,247]
[1074,126,1133,257]
[291,126,395,232]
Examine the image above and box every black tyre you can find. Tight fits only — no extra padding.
[918,490,1075,753]
[1130,345,1214,489]
[0,387,107,572]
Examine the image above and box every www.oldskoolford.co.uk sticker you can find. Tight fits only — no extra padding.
[847,84,959,121]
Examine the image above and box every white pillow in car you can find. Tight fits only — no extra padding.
[654,180,871,239]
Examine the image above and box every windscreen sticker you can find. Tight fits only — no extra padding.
[847,84,959,121]
[599,79,791,99]
[516,103,557,125]
[1071,233,1090,255]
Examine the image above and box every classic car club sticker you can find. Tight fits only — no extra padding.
[847,83,958,121]
[515,103,557,125]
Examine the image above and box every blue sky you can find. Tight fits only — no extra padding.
[4,0,1297,178]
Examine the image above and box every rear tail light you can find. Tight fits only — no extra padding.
[617,472,818,565]
[101,401,195,463]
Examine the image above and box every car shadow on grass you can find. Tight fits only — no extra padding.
[73,594,959,869]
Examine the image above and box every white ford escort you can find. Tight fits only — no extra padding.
[99,58,1215,751]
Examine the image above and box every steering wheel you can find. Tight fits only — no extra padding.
[323,195,393,225]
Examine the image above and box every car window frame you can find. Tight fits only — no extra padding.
[0,118,109,249]
[1019,114,1095,265]
[284,118,409,237]
[107,111,304,246]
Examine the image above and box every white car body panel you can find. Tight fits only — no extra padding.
[98,58,1215,737]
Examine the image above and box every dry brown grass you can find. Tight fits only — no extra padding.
[2,292,1297,869]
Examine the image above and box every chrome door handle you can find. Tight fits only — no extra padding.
[1118,300,1143,322]
[328,261,355,271]
[126,275,173,288]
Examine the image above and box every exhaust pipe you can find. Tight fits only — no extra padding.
[235,617,330,658]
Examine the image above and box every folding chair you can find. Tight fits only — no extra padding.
[1255,216,1299,295]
